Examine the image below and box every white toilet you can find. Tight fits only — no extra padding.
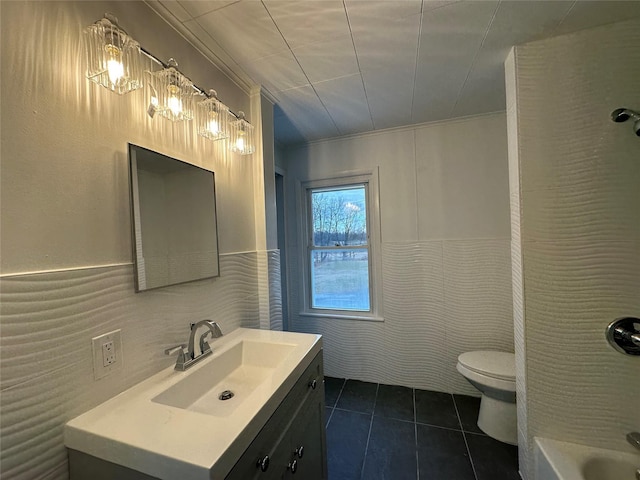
[456,351,517,445]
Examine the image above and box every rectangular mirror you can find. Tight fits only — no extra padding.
[128,144,220,291]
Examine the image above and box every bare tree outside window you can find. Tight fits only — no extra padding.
[308,185,370,311]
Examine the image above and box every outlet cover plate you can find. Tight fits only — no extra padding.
[92,329,123,380]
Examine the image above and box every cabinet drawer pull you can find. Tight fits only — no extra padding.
[295,445,304,458]
[257,455,269,472]
[308,379,317,390]
[288,459,298,473]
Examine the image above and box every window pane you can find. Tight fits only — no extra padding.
[310,249,370,311]
[311,187,367,247]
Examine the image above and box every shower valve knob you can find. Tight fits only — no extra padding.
[606,317,640,356]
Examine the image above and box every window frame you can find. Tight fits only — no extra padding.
[297,170,383,322]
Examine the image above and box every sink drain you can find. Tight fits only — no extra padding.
[219,390,234,401]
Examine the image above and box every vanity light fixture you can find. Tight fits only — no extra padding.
[84,14,143,95]
[230,111,255,155]
[148,59,196,122]
[83,15,255,154]
[197,90,230,141]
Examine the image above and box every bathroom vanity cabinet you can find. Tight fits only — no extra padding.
[225,351,326,480]
[67,345,327,480]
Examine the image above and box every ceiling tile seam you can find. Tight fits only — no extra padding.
[449,0,501,117]
[552,0,577,35]
[276,71,362,95]
[261,0,341,136]
[409,0,425,121]
[343,0,376,131]
[183,0,242,21]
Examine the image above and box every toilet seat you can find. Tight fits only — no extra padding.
[458,351,515,381]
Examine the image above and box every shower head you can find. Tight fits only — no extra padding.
[611,108,640,136]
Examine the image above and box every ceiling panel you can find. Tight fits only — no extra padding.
[158,0,192,23]
[179,0,239,20]
[345,0,423,21]
[274,86,339,140]
[452,0,574,117]
[240,50,309,93]
[314,74,374,135]
[195,1,288,64]
[292,34,360,84]
[486,0,574,46]
[554,1,640,36]
[264,0,350,48]
[151,0,640,146]
[412,0,498,123]
[348,5,421,74]
[363,65,415,130]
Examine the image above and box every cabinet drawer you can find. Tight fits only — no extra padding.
[225,351,324,480]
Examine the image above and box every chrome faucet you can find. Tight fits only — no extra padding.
[628,432,640,450]
[188,320,223,359]
[164,320,223,371]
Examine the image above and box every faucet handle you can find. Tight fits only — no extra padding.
[627,432,640,450]
[164,344,186,356]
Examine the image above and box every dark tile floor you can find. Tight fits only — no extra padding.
[324,377,520,480]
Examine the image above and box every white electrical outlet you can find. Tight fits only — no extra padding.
[92,330,122,380]
[102,340,115,366]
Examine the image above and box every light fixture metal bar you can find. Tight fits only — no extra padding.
[139,46,243,121]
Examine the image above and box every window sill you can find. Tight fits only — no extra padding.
[298,311,384,322]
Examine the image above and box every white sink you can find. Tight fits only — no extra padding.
[64,328,322,480]
[152,339,296,416]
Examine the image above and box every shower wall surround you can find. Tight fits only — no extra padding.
[0,2,278,479]
[284,113,514,394]
[506,18,640,480]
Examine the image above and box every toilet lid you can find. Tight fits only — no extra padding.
[458,351,515,381]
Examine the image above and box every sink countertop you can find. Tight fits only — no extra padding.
[64,328,322,480]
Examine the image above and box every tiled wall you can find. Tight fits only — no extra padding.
[506,18,640,479]
[283,113,514,394]
[0,254,263,479]
[505,49,529,479]
[268,250,284,331]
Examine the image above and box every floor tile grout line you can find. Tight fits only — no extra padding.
[325,407,334,428]
[359,383,379,480]
[453,394,479,480]
[326,378,347,426]
[333,378,347,408]
[413,388,419,480]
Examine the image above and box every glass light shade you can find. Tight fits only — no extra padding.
[197,93,230,141]
[85,15,143,95]
[148,61,196,122]
[230,112,255,155]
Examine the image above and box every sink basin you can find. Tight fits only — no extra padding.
[152,339,296,416]
[64,328,322,480]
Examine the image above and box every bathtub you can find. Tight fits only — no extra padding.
[535,437,640,480]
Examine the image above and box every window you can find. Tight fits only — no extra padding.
[299,172,382,321]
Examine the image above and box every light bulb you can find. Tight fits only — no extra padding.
[105,44,124,85]
[208,118,219,135]
[236,136,245,152]
[167,85,182,117]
